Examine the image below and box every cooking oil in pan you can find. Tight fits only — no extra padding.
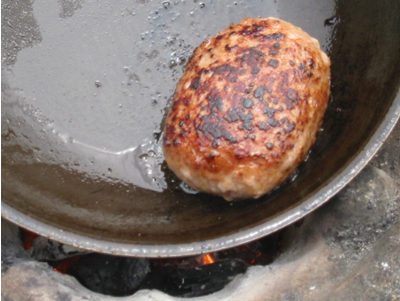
[2,0,335,193]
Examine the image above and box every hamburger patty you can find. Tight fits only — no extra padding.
[163,18,331,201]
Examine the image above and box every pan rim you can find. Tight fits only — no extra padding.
[2,89,400,258]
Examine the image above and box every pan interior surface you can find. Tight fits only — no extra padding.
[2,0,400,256]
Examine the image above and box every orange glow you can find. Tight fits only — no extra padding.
[53,256,83,274]
[201,253,215,265]
[22,230,39,250]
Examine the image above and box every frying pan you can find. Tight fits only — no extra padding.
[2,0,400,257]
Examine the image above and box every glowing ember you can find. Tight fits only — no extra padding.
[53,256,83,274]
[21,229,38,250]
[201,254,215,265]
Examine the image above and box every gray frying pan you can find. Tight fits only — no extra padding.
[2,0,400,257]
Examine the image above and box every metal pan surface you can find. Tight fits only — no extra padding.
[2,0,400,257]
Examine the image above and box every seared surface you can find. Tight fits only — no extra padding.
[163,18,330,201]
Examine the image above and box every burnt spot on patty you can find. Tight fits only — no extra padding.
[264,106,276,117]
[190,77,201,89]
[239,111,254,131]
[253,86,271,100]
[268,117,279,127]
[238,47,266,75]
[280,117,296,133]
[257,121,269,131]
[242,98,254,108]
[264,32,285,41]
[268,59,279,68]
[206,88,224,112]
[239,24,265,37]
[224,107,240,123]
[197,115,238,144]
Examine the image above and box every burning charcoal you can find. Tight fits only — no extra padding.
[62,254,150,296]
[217,232,282,265]
[139,258,247,297]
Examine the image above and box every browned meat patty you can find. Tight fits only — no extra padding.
[163,17,331,201]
